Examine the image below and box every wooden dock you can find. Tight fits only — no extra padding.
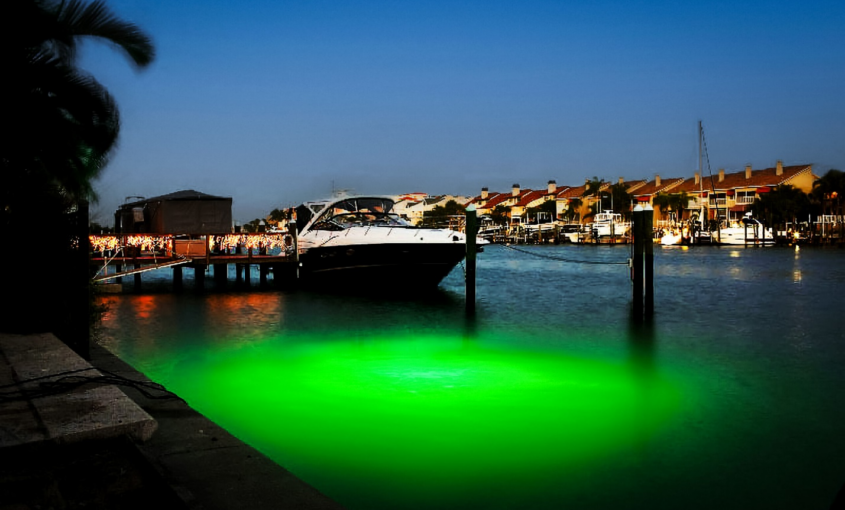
[89,233,298,290]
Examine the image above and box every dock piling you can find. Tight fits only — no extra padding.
[632,205,655,322]
[644,204,654,319]
[632,206,644,320]
[465,206,478,316]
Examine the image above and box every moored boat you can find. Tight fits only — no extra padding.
[293,195,482,288]
[589,211,631,238]
[713,214,775,246]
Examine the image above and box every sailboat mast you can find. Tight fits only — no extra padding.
[698,120,704,226]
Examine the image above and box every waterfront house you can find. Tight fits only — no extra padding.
[510,181,562,227]
[114,190,233,234]
[651,161,816,224]
[395,194,472,225]
[555,182,591,223]
[705,162,816,222]
[470,185,531,220]
[631,175,686,224]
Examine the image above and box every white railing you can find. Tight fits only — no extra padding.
[819,215,844,224]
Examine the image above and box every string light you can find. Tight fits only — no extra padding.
[89,234,288,254]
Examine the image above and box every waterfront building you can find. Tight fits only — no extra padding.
[631,175,686,224]
[647,161,817,224]
[510,181,561,227]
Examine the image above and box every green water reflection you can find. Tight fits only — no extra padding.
[134,330,684,509]
[98,246,845,509]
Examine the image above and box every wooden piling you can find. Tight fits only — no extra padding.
[173,265,183,290]
[288,217,299,281]
[195,265,205,289]
[465,206,478,315]
[644,205,654,319]
[632,206,644,320]
[214,263,228,283]
[72,200,91,359]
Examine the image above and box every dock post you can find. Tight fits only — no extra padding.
[195,265,205,289]
[116,234,124,284]
[71,200,91,359]
[133,263,142,289]
[259,264,268,286]
[214,263,227,283]
[632,205,644,321]
[465,206,478,315]
[644,204,654,319]
[288,215,299,284]
[173,265,183,291]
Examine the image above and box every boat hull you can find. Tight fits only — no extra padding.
[298,242,467,288]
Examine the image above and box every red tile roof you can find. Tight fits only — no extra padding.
[632,178,685,197]
[481,191,521,210]
[707,164,812,190]
[556,185,589,199]
[514,190,548,207]
[466,191,504,207]
[670,177,707,194]
[652,164,813,194]
[623,180,648,193]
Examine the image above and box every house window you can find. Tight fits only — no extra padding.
[709,193,726,206]
[736,191,755,204]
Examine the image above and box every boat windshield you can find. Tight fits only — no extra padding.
[309,197,411,231]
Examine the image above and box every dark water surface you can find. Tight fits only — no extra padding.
[97,244,845,509]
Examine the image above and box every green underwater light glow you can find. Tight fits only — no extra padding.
[150,332,683,510]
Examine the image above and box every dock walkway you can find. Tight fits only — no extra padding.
[0,333,345,510]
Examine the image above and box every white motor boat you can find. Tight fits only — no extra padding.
[713,214,775,246]
[293,196,483,287]
[659,225,691,246]
[589,211,631,238]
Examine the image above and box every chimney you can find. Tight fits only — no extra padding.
[618,177,625,185]
[776,160,783,176]
[481,187,489,200]
[718,169,725,182]
[745,165,752,179]
[547,180,556,194]
[655,175,661,187]
[694,172,700,185]
[512,183,520,197]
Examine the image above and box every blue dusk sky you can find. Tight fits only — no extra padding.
[80,0,845,225]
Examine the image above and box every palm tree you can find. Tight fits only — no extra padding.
[0,0,154,337]
[2,0,155,203]
[651,192,673,222]
[752,185,811,237]
[652,191,691,224]
[561,198,581,223]
[812,169,844,217]
[582,177,605,222]
[606,182,633,218]
[489,205,510,226]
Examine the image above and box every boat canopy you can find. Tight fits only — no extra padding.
[301,197,411,232]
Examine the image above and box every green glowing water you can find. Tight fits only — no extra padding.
[144,332,682,508]
[99,246,845,509]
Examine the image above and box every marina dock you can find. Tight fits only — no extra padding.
[90,232,298,290]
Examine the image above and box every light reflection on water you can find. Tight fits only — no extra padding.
[98,245,845,509]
